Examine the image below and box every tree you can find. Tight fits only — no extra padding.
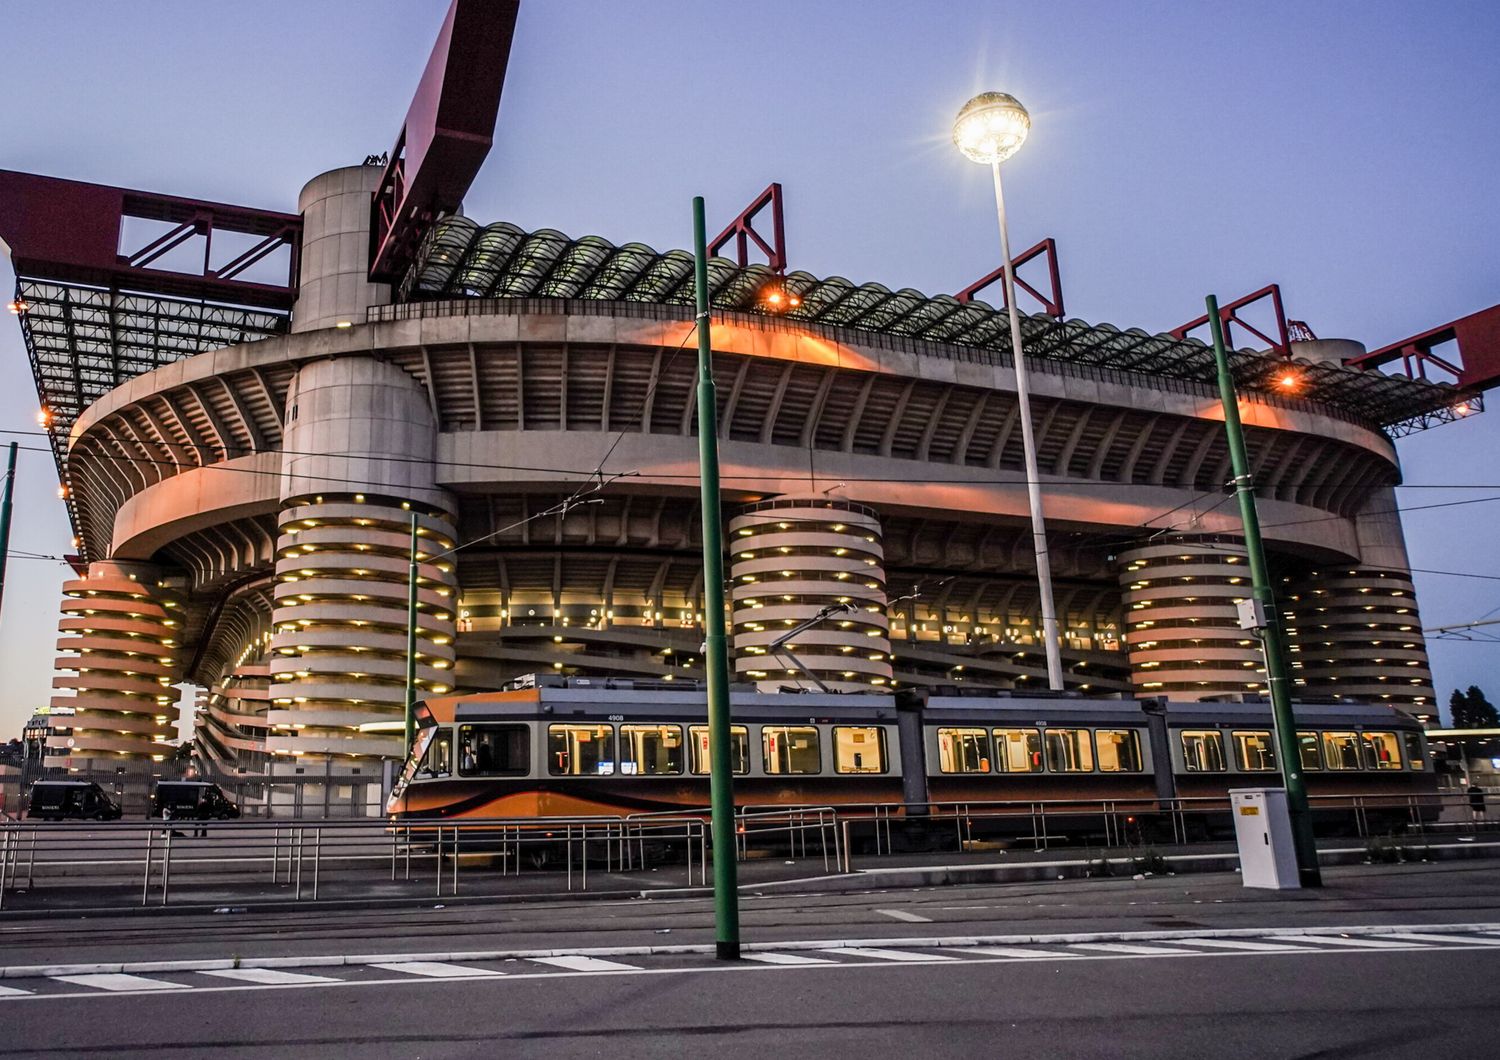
[1450,686,1499,729]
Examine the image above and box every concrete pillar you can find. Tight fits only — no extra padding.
[49,560,183,766]
[1117,539,1265,701]
[268,356,457,764]
[1280,488,1436,720]
[729,497,892,692]
[290,165,389,334]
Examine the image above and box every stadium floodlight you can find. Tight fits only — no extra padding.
[952,91,1031,165]
[953,91,1064,691]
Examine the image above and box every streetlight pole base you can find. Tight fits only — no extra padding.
[716,941,741,961]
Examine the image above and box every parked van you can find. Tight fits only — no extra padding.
[149,781,240,821]
[27,780,123,821]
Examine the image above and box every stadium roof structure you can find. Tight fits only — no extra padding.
[397,216,1481,438]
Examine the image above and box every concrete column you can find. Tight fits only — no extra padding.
[290,165,390,334]
[1279,486,1437,720]
[729,497,892,692]
[49,560,183,767]
[268,356,457,764]
[1117,539,1264,701]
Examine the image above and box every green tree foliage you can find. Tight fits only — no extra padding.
[1450,686,1499,729]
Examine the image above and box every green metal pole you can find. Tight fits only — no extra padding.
[0,442,16,616]
[403,511,419,757]
[1206,296,1322,888]
[693,196,741,959]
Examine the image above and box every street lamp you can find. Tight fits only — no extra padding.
[953,91,1064,690]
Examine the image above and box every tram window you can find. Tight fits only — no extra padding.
[1045,728,1095,773]
[688,725,750,775]
[1403,731,1427,771]
[422,730,453,777]
[993,728,1043,773]
[937,728,990,774]
[1296,731,1322,770]
[1096,729,1143,773]
[619,724,684,776]
[1232,731,1277,772]
[458,724,530,777]
[1361,731,1403,771]
[1180,730,1226,772]
[548,724,616,776]
[762,726,821,775]
[834,726,887,774]
[1322,731,1361,770]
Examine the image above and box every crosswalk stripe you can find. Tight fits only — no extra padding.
[372,961,505,978]
[1375,933,1500,947]
[1070,943,1191,956]
[956,946,1079,959]
[0,985,31,997]
[200,969,340,986]
[1165,939,1304,952]
[1266,936,1417,949]
[876,909,933,923]
[820,947,957,962]
[529,956,641,972]
[51,973,189,992]
[741,953,837,965]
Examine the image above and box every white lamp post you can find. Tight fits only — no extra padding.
[953,91,1065,691]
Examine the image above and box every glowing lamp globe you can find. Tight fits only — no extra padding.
[953,92,1031,165]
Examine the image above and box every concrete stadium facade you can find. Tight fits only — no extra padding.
[39,166,1439,793]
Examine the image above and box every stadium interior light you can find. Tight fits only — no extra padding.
[952,92,1031,165]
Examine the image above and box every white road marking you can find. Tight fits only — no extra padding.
[875,908,932,923]
[1165,939,1304,952]
[820,947,957,962]
[0,985,31,997]
[529,956,641,972]
[372,961,506,978]
[200,969,340,986]
[955,946,1079,959]
[51,973,189,992]
[1267,936,1418,949]
[1071,943,1193,956]
[1377,933,1500,947]
[740,953,837,965]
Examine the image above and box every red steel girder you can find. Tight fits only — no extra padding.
[708,183,787,274]
[955,237,1064,318]
[1170,283,1291,358]
[0,170,300,309]
[1345,303,1500,393]
[369,0,522,283]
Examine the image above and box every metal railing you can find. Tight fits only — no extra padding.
[3,790,1494,912]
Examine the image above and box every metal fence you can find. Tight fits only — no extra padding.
[2,790,1494,913]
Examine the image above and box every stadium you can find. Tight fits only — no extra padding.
[2,1,1487,809]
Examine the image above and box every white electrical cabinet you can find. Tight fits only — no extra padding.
[1229,788,1301,890]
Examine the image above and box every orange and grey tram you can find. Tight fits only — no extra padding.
[387,677,1436,841]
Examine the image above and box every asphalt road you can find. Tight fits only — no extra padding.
[3,939,1497,1058]
[5,863,1500,1058]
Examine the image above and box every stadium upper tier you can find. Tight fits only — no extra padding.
[395,216,1473,434]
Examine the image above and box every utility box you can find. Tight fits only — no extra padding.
[1229,787,1301,890]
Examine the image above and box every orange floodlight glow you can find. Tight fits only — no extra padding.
[761,286,800,312]
[6,299,27,315]
[1454,401,1473,416]
[1278,372,1299,390]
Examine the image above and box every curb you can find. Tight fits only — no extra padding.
[3,920,1498,980]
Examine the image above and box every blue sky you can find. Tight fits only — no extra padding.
[1,0,1497,737]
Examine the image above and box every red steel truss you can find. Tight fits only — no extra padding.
[369,0,521,283]
[708,183,788,274]
[1344,303,1500,393]
[955,237,1065,318]
[1170,283,1291,358]
[0,170,300,309]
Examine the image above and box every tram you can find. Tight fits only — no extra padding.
[387,676,1436,841]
